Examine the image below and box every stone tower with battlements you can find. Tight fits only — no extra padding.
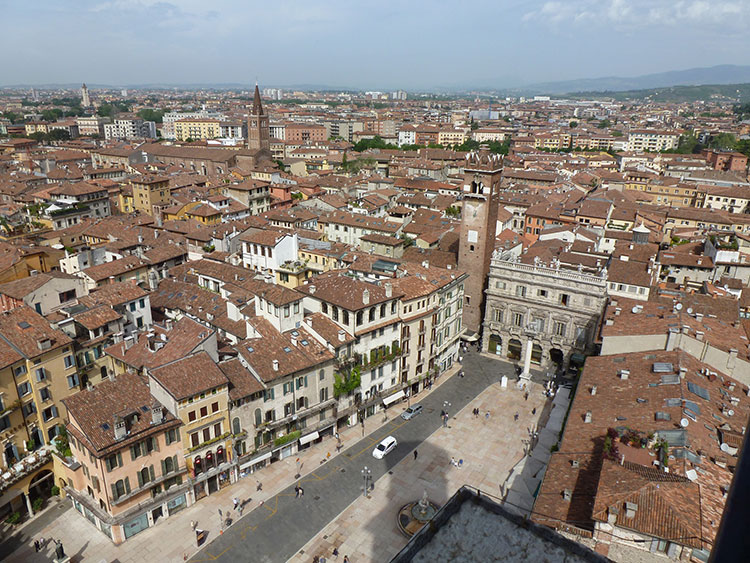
[457,150,502,335]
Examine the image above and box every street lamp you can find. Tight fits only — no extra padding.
[361,466,372,497]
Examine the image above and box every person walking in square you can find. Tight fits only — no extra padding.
[414,449,418,460]
[233,497,239,510]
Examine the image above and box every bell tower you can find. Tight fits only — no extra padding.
[457,150,502,335]
[247,83,270,154]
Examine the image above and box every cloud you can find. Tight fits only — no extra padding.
[524,0,749,30]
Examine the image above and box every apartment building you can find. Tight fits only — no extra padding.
[174,118,222,142]
[61,373,187,544]
[318,211,402,246]
[76,116,110,137]
[240,229,298,277]
[131,175,171,216]
[104,118,157,141]
[626,129,680,152]
[148,353,234,504]
[222,179,272,215]
[296,272,404,421]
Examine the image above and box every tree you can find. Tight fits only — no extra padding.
[708,132,737,151]
[41,109,63,121]
[138,108,164,123]
[487,139,510,155]
[2,111,20,123]
[569,121,578,128]
[29,132,47,143]
[98,104,115,118]
[597,119,611,129]
[735,139,750,157]
[470,121,478,131]
[48,129,71,141]
[455,139,480,152]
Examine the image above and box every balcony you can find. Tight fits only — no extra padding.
[0,447,53,492]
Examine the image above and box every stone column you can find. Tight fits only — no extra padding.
[520,337,533,383]
[24,492,33,517]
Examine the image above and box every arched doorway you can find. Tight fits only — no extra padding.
[488,334,502,355]
[28,469,54,502]
[531,343,543,364]
[550,348,564,367]
[30,427,44,450]
[507,339,522,361]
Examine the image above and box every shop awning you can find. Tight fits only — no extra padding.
[240,451,271,470]
[460,330,480,342]
[299,431,320,445]
[383,390,406,406]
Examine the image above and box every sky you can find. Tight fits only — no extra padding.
[1,0,749,90]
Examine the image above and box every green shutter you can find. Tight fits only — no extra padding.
[165,430,171,445]
[152,437,159,452]
[173,454,179,471]
[116,452,122,468]
[161,459,167,476]
[149,465,155,482]
[110,483,117,500]
[176,475,182,485]
[137,470,144,487]
[175,427,180,443]
[124,477,131,493]
[305,375,308,387]
[130,445,137,461]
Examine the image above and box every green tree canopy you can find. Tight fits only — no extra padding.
[137,108,164,123]
[597,119,611,129]
[708,132,737,151]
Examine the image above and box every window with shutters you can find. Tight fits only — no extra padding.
[165,428,179,445]
[214,422,222,437]
[202,428,211,442]
[200,406,208,418]
[190,432,199,447]
[211,401,219,413]
[188,410,196,422]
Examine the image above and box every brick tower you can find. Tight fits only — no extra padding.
[247,83,270,154]
[457,150,502,335]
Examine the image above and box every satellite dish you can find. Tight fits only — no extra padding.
[685,469,698,481]
[675,303,683,311]
[721,443,730,453]
[680,418,689,428]
[687,308,693,315]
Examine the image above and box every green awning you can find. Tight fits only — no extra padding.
[570,353,586,366]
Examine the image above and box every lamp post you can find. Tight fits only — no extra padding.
[361,466,372,497]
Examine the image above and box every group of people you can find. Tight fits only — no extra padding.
[295,484,305,498]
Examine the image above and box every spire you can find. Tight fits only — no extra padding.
[253,83,264,116]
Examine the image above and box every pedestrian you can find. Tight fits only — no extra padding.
[524,391,529,401]
[233,497,239,510]
[295,485,301,498]
[34,539,40,552]
[451,456,456,467]
[459,355,463,363]
[414,449,418,460]
[514,412,519,422]
[485,411,490,421]
[256,481,263,491]
[344,556,350,563]
[333,547,339,558]
[532,407,537,415]
[191,520,197,531]
[300,487,304,497]
[326,452,331,461]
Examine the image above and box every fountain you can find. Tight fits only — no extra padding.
[397,489,439,537]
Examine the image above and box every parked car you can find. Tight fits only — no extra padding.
[372,436,398,459]
[401,405,423,420]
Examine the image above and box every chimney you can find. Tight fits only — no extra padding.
[422,260,429,268]
[590,385,597,396]
[291,334,297,347]
[362,289,370,305]
[37,338,52,351]
[165,319,173,331]
[138,234,144,244]
[624,502,638,519]
[584,411,592,423]
[114,416,127,440]
[151,405,163,425]
[309,284,316,294]
[563,489,572,502]
[338,329,345,342]
[607,505,619,525]
[385,282,393,298]
[272,359,279,371]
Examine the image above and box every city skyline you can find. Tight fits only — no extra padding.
[2,0,750,89]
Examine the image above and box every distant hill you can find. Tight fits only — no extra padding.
[516,64,750,96]
[563,82,750,103]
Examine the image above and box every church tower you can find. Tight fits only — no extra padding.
[457,149,502,336]
[81,83,90,107]
[247,83,270,153]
